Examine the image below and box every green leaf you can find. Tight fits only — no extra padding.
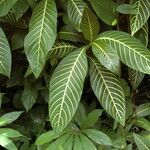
[49,47,88,132]
[21,80,38,112]
[81,109,103,129]
[92,40,121,75]
[24,0,57,78]
[136,103,150,117]
[0,27,11,77]
[89,0,117,26]
[63,134,74,150]
[133,133,150,150]
[0,0,18,17]
[0,93,4,108]
[95,31,150,74]
[67,0,86,31]
[0,111,23,127]
[83,129,112,145]
[112,137,127,149]
[48,42,77,59]
[136,118,150,131]
[0,135,17,150]
[89,57,125,125]
[73,134,83,150]
[81,7,100,41]
[130,0,150,36]
[0,128,23,138]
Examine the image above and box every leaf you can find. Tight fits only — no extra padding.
[48,42,77,59]
[0,128,23,138]
[49,47,88,132]
[130,0,150,36]
[133,133,150,150]
[95,31,150,74]
[89,0,117,26]
[24,0,57,78]
[81,7,100,41]
[0,93,4,108]
[136,103,150,117]
[112,137,127,149]
[0,111,23,127]
[83,129,112,145]
[0,0,18,17]
[80,109,103,129]
[0,135,17,150]
[67,0,86,31]
[21,80,38,112]
[73,134,83,150]
[63,134,74,150]
[136,118,150,131]
[0,27,11,77]
[89,57,125,125]
[92,40,121,75]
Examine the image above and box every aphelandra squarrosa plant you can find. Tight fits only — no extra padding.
[0,0,150,149]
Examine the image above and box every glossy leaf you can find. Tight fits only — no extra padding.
[24,0,57,78]
[49,47,88,132]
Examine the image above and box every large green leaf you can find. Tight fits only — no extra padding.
[24,0,57,78]
[95,31,150,74]
[130,0,150,36]
[89,57,125,125]
[81,7,100,41]
[0,0,18,17]
[92,40,120,75]
[133,133,150,150]
[0,27,11,77]
[49,47,88,132]
[67,0,86,31]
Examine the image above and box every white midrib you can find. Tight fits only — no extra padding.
[57,49,84,127]
[71,0,82,16]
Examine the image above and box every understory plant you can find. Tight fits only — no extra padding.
[0,0,150,149]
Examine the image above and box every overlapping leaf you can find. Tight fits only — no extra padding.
[67,0,86,31]
[95,31,150,74]
[49,47,88,132]
[136,103,150,117]
[89,57,125,125]
[0,27,11,77]
[24,0,57,78]
[130,0,150,35]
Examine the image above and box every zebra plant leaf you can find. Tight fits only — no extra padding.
[130,0,150,36]
[24,0,57,78]
[81,7,100,41]
[49,47,88,132]
[67,0,86,31]
[0,0,18,17]
[92,40,120,75]
[89,57,125,125]
[0,27,11,77]
[95,31,150,74]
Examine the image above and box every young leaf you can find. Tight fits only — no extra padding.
[0,135,17,150]
[0,0,18,17]
[95,31,150,74]
[83,129,112,145]
[81,7,100,41]
[92,40,121,75]
[89,57,125,125]
[24,0,57,78]
[136,118,150,131]
[130,0,150,36]
[67,0,86,31]
[0,27,11,77]
[49,47,88,132]
[133,133,150,150]
[0,111,23,127]
[89,0,117,26]
[73,134,83,150]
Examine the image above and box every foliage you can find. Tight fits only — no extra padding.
[0,0,150,149]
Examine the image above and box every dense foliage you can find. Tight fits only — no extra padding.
[0,0,150,149]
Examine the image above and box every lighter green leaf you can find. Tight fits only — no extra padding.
[73,134,83,150]
[67,0,86,31]
[0,27,11,77]
[81,7,100,41]
[92,41,120,75]
[24,0,57,78]
[49,47,88,132]
[133,133,150,150]
[136,103,150,117]
[89,57,125,125]
[96,31,150,74]
[130,0,150,36]
[136,118,150,131]
[0,0,18,17]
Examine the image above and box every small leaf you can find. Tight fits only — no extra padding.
[83,129,112,145]
[116,4,136,14]
[136,103,150,117]
[136,118,150,131]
